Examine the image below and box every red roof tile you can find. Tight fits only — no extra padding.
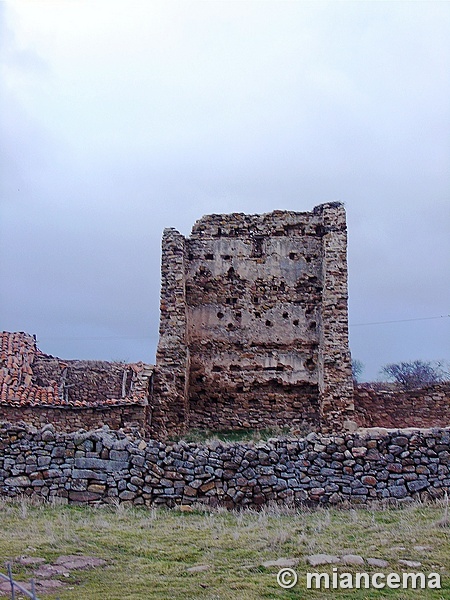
[0,332,153,409]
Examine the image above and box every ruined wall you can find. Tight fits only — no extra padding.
[1,331,152,435]
[32,357,138,405]
[354,383,450,429]
[154,203,354,435]
[1,404,147,433]
[317,204,354,431]
[151,229,190,439]
[186,209,324,431]
[1,422,449,508]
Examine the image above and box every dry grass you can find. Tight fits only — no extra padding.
[0,498,449,599]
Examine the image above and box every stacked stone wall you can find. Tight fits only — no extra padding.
[1,422,448,509]
[152,229,190,439]
[1,331,152,436]
[188,383,319,432]
[1,405,147,433]
[31,357,134,404]
[354,383,450,429]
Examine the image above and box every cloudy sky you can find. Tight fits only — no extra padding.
[1,0,449,380]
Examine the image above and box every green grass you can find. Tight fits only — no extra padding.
[0,499,449,599]
[173,426,296,443]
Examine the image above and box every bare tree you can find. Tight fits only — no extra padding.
[380,360,446,390]
[352,359,364,383]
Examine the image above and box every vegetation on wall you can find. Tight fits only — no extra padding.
[380,360,449,390]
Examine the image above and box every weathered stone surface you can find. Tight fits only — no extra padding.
[341,554,365,565]
[398,559,422,568]
[33,564,70,578]
[389,485,408,499]
[361,475,377,486]
[17,557,46,566]
[68,491,101,502]
[367,558,389,568]
[41,429,55,442]
[87,484,106,494]
[72,469,106,480]
[118,490,137,500]
[1,423,449,510]
[152,203,354,438]
[36,580,64,590]
[406,479,429,492]
[74,458,128,471]
[4,475,30,487]
[352,447,367,458]
[186,565,212,573]
[54,555,107,569]
[307,554,340,566]
[110,450,130,462]
[262,558,299,568]
[12,554,108,597]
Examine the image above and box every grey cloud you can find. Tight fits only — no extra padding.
[1,1,449,379]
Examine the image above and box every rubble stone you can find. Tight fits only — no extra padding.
[153,203,354,437]
[2,422,448,509]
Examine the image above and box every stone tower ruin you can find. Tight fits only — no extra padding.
[151,202,354,438]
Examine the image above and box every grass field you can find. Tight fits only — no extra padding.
[0,498,449,600]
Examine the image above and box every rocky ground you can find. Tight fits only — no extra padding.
[0,555,106,598]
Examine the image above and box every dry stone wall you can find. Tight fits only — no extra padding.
[355,383,450,429]
[1,422,449,509]
[32,357,134,405]
[1,404,147,433]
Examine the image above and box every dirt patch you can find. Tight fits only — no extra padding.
[0,555,107,598]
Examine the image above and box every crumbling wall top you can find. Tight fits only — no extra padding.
[189,203,345,239]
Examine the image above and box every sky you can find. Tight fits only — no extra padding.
[0,0,449,381]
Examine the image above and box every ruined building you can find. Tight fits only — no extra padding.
[2,202,450,438]
[150,202,355,437]
[0,331,152,433]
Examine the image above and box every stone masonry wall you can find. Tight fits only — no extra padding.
[1,405,147,433]
[187,384,319,432]
[1,422,449,509]
[152,229,190,439]
[317,204,354,431]
[354,383,450,429]
[153,203,354,436]
[186,209,323,432]
[1,331,153,435]
[32,357,134,405]
[1,332,152,410]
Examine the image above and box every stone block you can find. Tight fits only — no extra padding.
[68,490,101,502]
[74,458,128,471]
[4,475,30,487]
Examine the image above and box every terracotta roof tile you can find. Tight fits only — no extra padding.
[0,331,153,409]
